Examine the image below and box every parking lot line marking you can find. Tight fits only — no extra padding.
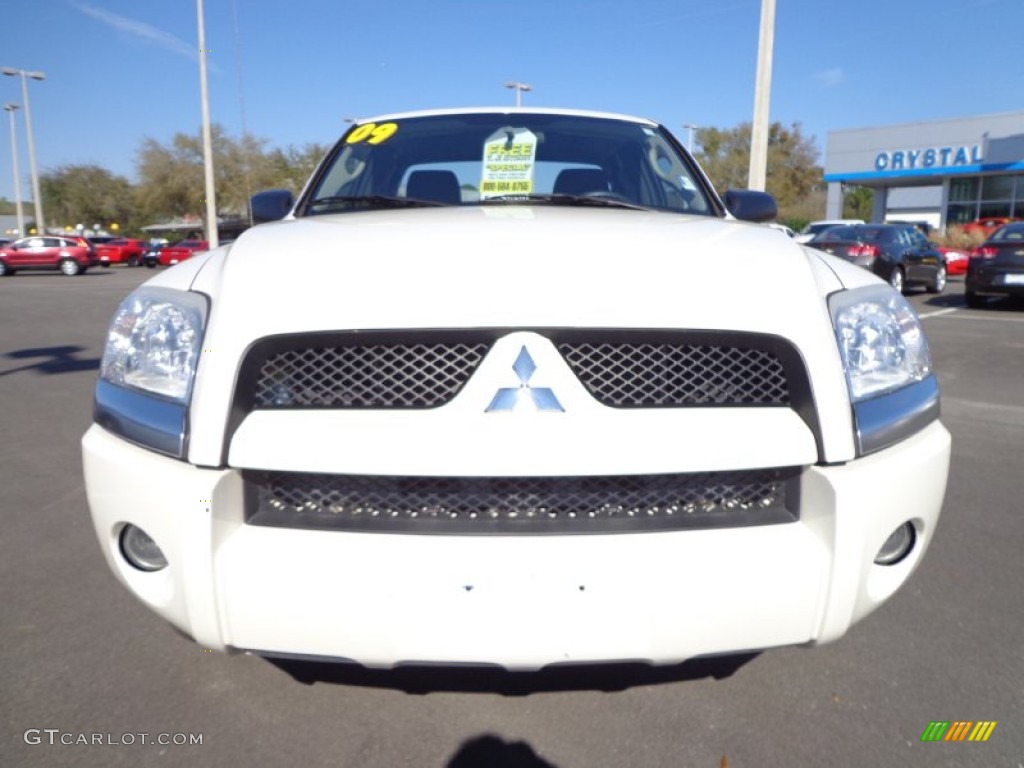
[918,308,958,319]
[920,308,1024,324]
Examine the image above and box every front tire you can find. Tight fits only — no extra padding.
[60,259,82,276]
[926,265,947,294]
[127,255,139,267]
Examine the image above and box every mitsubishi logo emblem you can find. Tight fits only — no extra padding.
[485,346,564,412]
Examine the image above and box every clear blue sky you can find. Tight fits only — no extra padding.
[1,0,1021,205]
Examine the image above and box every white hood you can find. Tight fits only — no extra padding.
[192,206,845,339]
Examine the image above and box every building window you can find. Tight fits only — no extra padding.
[982,175,1014,200]
[946,204,975,225]
[979,201,1013,219]
[949,178,978,202]
[946,174,1024,225]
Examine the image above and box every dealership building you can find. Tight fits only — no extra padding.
[823,111,1024,230]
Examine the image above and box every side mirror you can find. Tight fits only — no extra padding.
[724,189,778,223]
[250,189,295,223]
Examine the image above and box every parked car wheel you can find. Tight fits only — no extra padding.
[965,291,986,308]
[927,265,947,294]
[127,255,140,267]
[889,267,904,293]
[0,261,9,277]
[60,259,82,276]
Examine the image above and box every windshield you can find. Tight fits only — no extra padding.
[301,112,714,216]
[991,223,1024,241]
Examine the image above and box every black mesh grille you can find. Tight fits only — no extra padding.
[242,330,799,412]
[245,469,798,534]
[558,341,789,406]
[253,342,490,408]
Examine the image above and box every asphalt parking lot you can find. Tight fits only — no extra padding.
[1,266,1022,767]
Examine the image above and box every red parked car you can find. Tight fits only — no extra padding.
[960,217,1017,238]
[95,238,149,267]
[937,246,969,276]
[144,239,209,267]
[0,234,99,276]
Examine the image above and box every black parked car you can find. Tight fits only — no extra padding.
[807,223,946,294]
[965,221,1024,308]
[141,243,165,268]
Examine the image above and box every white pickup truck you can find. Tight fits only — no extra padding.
[82,108,949,670]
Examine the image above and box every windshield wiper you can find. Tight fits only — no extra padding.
[479,193,649,211]
[305,195,447,213]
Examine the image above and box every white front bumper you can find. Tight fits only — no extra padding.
[82,422,950,670]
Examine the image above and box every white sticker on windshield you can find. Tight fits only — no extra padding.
[479,128,537,198]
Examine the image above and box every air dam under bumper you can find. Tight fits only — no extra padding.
[82,421,950,670]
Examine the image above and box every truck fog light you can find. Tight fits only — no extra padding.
[119,524,168,572]
[874,522,916,566]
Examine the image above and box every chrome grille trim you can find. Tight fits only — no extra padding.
[244,468,799,534]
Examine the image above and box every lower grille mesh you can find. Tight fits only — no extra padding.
[245,469,798,534]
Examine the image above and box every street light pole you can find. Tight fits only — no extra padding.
[2,67,45,231]
[747,0,776,191]
[4,103,25,236]
[682,123,699,153]
[196,0,219,248]
[504,81,532,107]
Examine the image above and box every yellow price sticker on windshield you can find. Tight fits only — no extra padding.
[345,122,398,145]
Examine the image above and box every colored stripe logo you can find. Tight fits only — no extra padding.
[921,721,997,742]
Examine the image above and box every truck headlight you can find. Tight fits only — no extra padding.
[829,285,939,455]
[829,285,931,402]
[93,288,208,459]
[100,288,208,402]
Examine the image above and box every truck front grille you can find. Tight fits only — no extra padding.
[241,329,798,411]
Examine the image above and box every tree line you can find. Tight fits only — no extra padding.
[20,121,842,237]
[31,124,327,236]
[692,121,858,227]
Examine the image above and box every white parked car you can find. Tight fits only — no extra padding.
[767,222,797,238]
[83,108,950,670]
